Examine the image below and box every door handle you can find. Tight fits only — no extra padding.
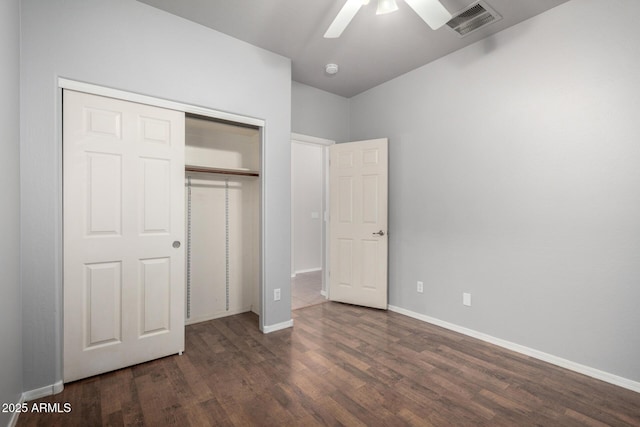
[172,241,181,248]
[372,230,385,236]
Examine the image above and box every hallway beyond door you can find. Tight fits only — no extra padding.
[292,271,326,310]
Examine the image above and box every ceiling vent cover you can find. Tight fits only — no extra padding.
[446,1,502,37]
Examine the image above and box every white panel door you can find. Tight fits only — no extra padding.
[63,90,185,382]
[329,139,388,309]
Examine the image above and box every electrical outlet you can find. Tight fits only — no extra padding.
[274,288,281,301]
[463,293,471,307]
[417,281,424,293]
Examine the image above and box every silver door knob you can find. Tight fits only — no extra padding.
[372,230,385,236]
[172,241,181,248]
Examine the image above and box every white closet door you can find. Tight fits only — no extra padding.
[63,90,185,382]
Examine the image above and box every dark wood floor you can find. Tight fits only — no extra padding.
[18,302,640,426]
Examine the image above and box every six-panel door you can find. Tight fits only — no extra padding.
[63,90,185,382]
[329,139,388,309]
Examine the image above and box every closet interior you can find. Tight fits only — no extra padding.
[184,114,260,325]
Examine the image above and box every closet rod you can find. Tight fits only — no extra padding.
[185,165,259,177]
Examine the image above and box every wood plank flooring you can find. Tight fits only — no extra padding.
[291,270,326,310]
[17,302,640,426]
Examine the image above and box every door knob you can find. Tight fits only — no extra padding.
[172,241,181,248]
[372,230,385,236]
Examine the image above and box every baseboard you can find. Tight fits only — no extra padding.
[22,380,64,402]
[185,307,253,326]
[320,290,327,297]
[388,305,640,394]
[293,268,322,276]
[262,319,294,334]
[7,394,24,427]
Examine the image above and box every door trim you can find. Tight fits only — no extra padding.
[58,78,265,128]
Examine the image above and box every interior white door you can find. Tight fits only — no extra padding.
[63,90,185,382]
[329,138,388,309]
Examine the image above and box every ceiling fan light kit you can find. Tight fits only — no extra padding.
[376,0,399,15]
[404,0,452,30]
[324,0,453,38]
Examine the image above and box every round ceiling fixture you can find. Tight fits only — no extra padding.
[325,63,339,75]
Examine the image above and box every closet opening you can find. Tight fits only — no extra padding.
[185,113,262,325]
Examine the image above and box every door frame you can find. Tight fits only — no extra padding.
[290,133,334,299]
[57,78,268,334]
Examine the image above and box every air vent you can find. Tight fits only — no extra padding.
[446,1,502,38]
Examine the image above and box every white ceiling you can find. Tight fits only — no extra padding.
[137,0,570,98]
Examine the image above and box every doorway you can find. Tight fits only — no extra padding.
[290,133,333,309]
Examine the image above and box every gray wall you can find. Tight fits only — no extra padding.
[292,81,349,143]
[0,0,23,424]
[349,0,640,381]
[21,0,292,392]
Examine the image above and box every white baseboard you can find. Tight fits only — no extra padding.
[7,394,24,427]
[262,319,294,334]
[388,305,640,394]
[293,268,322,276]
[185,307,253,326]
[320,290,327,297]
[7,380,64,426]
[22,380,64,402]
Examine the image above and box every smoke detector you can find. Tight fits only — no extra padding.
[446,1,502,38]
[325,63,339,75]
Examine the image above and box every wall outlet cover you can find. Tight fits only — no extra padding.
[463,293,471,306]
[417,281,424,293]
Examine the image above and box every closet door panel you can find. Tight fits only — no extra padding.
[86,152,122,236]
[139,157,171,234]
[64,90,185,382]
[140,116,172,145]
[139,257,171,336]
[83,107,123,140]
[84,261,122,348]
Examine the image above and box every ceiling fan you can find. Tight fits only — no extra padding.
[324,0,452,38]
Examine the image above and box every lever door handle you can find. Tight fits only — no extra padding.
[372,230,385,236]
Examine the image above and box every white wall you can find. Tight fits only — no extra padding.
[0,0,23,423]
[292,142,323,274]
[292,81,349,143]
[20,0,292,392]
[349,0,640,382]
[185,117,260,322]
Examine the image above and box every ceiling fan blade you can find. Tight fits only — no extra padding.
[324,0,364,38]
[404,0,453,30]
